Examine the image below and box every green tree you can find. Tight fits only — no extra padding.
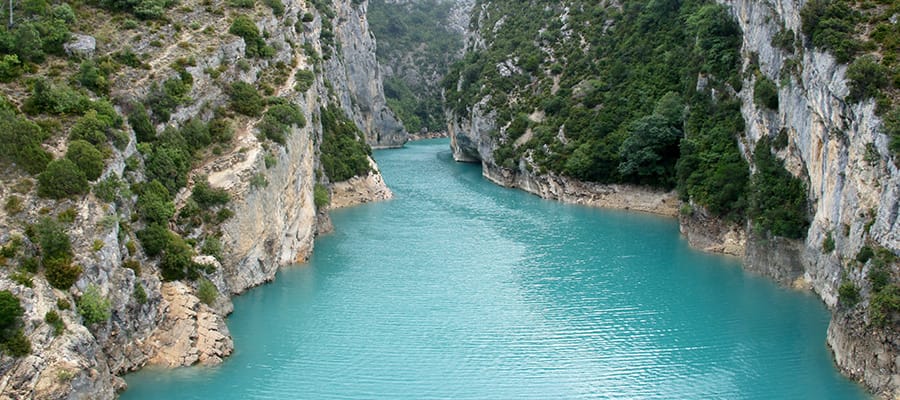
[136,180,175,224]
[228,81,263,116]
[65,140,105,181]
[77,285,111,325]
[37,158,88,199]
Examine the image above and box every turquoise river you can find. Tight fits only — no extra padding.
[122,139,869,399]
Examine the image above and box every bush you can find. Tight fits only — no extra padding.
[870,284,900,327]
[35,217,72,261]
[133,283,148,304]
[295,70,315,92]
[800,0,860,63]
[136,180,175,224]
[144,143,191,194]
[38,158,88,199]
[65,140,105,181]
[44,310,65,336]
[229,16,269,58]
[76,60,110,95]
[822,232,835,253]
[77,285,111,325]
[314,183,329,208]
[0,105,52,175]
[0,291,23,331]
[2,329,31,357]
[93,175,123,203]
[263,0,283,16]
[259,102,305,144]
[0,55,23,83]
[197,279,217,305]
[846,56,889,103]
[838,280,860,307]
[228,82,264,116]
[191,178,230,209]
[128,103,156,143]
[857,245,874,263]
[137,224,171,257]
[23,79,90,115]
[753,76,779,110]
[44,257,82,290]
[869,265,891,293]
[201,236,223,260]
[160,235,205,281]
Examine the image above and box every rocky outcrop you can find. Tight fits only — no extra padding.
[329,157,393,209]
[483,164,678,217]
[325,1,407,148]
[145,282,233,367]
[679,207,747,257]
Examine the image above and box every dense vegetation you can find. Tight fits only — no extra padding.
[0,290,30,357]
[320,105,372,181]
[445,0,751,220]
[368,0,464,133]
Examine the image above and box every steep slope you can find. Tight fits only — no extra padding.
[444,0,899,397]
[368,0,471,134]
[0,0,401,398]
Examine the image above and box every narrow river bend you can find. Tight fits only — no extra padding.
[123,139,868,399]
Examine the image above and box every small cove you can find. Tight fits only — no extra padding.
[122,139,869,399]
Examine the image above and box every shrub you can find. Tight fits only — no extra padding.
[144,144,191,194]
[128,103,156,143]
[57,299,70,310]
[133,283,148,305]
[136,180,175,224]
[870,284,900,327]
[869,265,891,293]
[0,291,23,331]
[137,223,171,257]
[65,140,105,181]
[23,79,90,115]
[93,175,123,203]
[201,236,223,260]
[160,235,204,281]
[314,183,329,208]
[76,60,110,94]
[38,158,88,199]
[44,257,82,290]
[229,16,268,58]
[857,245,874,263]
[191,179,230,209]
[4,196,23,214]
[838,280,860,307]
[822,232,835,253]
[35,218,71,261]
[2,330,31,357]
[800,0,860,63]
[0,55,23,83]
[259,102,305,144]
[0,105,52,175]
[295,70,315,92]
[197,279,217,305]
[263,0,283,15]
[228,82,264,116]
[846,56,889,103]
[77,285,110,325]
[753,76,779,110]
[44,310,65,336]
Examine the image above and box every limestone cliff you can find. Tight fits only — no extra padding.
[0,0,399,398]
[324,1,407,148]
[446,0,899,397]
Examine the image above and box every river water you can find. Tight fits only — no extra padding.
[122,139,868,399]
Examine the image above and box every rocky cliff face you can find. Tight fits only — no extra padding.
[0,0,398,398]
[448,0,899,397]
[325,1,408,148]
[717,0,899,396]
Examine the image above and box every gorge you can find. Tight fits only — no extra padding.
[0,0,896,399]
